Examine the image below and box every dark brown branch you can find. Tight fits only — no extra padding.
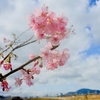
[3,56,41,79]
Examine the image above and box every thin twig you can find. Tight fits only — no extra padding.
[19,35,34,46]
[16,28,31,40]
[3,39,37,61]
[0,28,31,55]
[19,40,37,47]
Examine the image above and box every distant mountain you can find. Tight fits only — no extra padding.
[65,88,100,96]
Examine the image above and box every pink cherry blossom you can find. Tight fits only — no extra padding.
[45,42,52,49]
[14,77,22,87]
[40,48,51,61]
[46,61,58,70]
[50,35,60,46]
[40,43,52,60]
[46,13,57,35]
[35,32,45,40]
[20,69,34,86]
[3,63,12,70]
[57,15,68,27]
[20,69,27,75]
[30,5,69,46]
[1,80,11,91]
[27,81,33,86]
[51,50,60,62]
[29,54,35,60]
[24,74,33,86]
[30,67,40,75]
[34,22,46,33]
[58,49,70,66]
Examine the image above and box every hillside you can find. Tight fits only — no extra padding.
[65,88,100,96]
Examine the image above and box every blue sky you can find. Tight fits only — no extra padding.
[0,0,100,97]
[88,0,99,7]
[83,0,100,56]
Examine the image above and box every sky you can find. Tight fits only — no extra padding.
[0,0,100,97]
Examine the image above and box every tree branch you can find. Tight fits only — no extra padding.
[3,40,37,61]
[0,45,59,81]
[3,56,41,79]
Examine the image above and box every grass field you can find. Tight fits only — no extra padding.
[25,94,100,100]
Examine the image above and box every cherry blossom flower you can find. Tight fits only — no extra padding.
[35,32,45,40]
[40,49,51,61]
[45,42,52,49]
[30,67,40,75]
[40,43,52,61]
[57,15,68,27]
[51,50,60,62]
[20,69,34,86]
[46,61,58,70]
[29,54,35,60]
[58,49,70,66]
[20,69,27,75]
[1,80,11,91]
[3,63,12,70]
[50,35,60,46]
[14,77,22,87]
[24,74,33,86]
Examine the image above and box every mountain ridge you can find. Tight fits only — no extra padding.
[65,88,100,96]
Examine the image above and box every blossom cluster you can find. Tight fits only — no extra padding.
[30,5,70,46]
[14,66,40,87]
[40,42,69,70]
